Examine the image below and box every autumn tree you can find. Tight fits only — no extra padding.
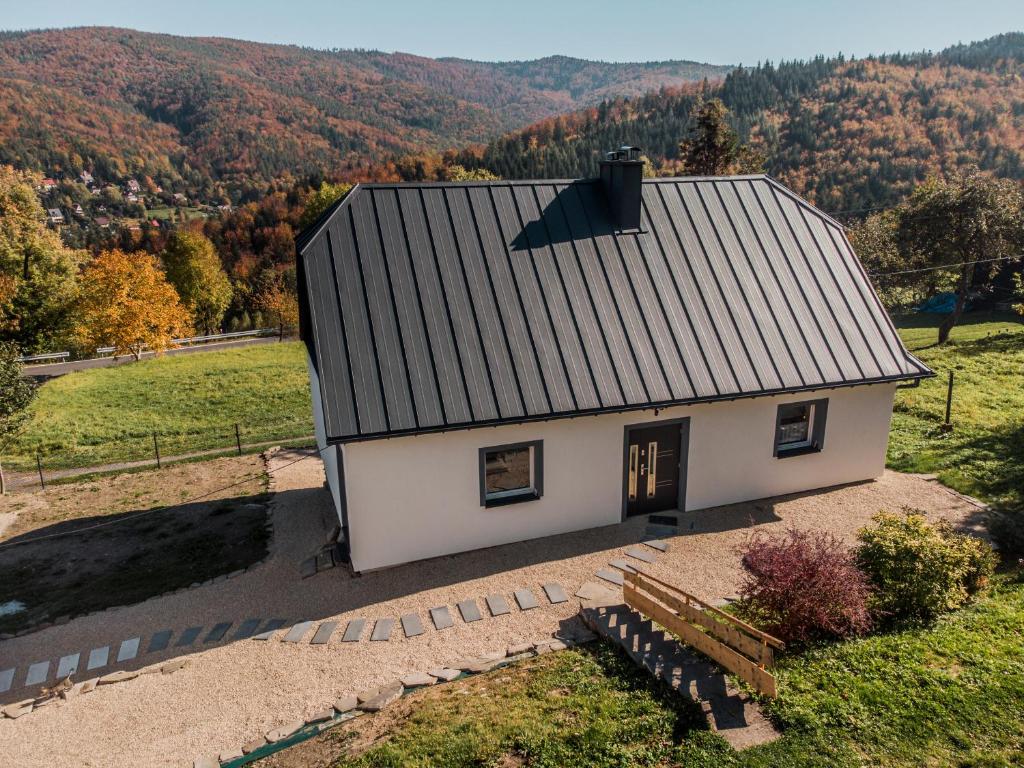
[897,168,1024,343]
[255,270,299,340]
[299,182,352,230]
[160,230,233,334]
[679,98,764,176]
[849,210,929,310]
[0,341,36,493]
[74,249,192,360]
[442,165,500,182]
[0,166,82,352]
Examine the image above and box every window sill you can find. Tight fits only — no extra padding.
[483,491,541,508]
[775,445,822,459]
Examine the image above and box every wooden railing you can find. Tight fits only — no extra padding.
[623,570,784,698]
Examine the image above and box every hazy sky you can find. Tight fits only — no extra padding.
[1,0,1020,64]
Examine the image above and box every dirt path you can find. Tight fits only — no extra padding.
[0,454,985,768]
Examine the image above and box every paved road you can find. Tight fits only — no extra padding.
[24,335,286,379]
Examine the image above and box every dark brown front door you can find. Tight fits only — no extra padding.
[624,420,687,517]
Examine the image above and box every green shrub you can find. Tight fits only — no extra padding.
[857,510,997,624]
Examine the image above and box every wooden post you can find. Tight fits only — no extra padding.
[152,432,161,469]
[235,423,242,455]
[36,451,45,489]
[943,370,954,431]
[0,457,6,495]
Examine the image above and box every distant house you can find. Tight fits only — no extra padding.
[73,204,85,217]
[39,178,57,192]
[46,208,65,225]
[94,216,111,229]
[80,171,94,185]
[296,147,933,572]
[173,192,188,204]
[126,193,139,203]
[126,179,141,193]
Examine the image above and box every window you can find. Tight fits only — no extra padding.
[479,440,543,507]
[774,399,828,457]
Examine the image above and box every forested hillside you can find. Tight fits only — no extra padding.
[0,27,729,200]
[476,34,1024,211]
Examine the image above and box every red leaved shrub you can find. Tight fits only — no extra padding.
[737,528,873,645]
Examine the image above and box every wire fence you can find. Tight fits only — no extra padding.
[1,416,317,487]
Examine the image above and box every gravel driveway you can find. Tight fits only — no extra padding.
[0,449,985,767]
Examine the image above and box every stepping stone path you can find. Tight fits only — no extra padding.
[625,546,657,564]
[282,621,313,643]
[485,594,510,616]
[147,630,173,652]
[543,583,569,604]
[25,661,49,686]
[430,606,453,630]
[596,568,624,586]
[514,588,539,610]
[310,621,337,644]
[401,614,424,638]
[457,599,482,623]
[116,637,140,662]
[204,623,232,643]
[56,653,80,678]
[176,627,202,647]
[252,619,287,641]
[643,539,669,552]
[86,646,109,671]
[342,619,365,642]
[370,618,394,641]
[232,619,263,641]
[610,558,637,574]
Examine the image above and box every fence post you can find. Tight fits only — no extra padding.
[942,370,954,431]
[235,423,242,455]
[153,432,162,469]
[36,451,45,490]
[0,457,5,495]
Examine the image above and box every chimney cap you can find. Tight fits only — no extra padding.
[604,145,642,162]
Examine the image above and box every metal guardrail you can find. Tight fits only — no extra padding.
[19,329,276,364]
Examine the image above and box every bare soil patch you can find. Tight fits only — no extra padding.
[0,455,270,634]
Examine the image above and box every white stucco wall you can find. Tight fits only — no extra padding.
[336,383,898,571]
[307,351,342,515]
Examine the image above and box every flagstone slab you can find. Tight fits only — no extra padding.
[643,539,669,552]
[543,583,569,604]
[0,668,14,693]
[203,623,232,643]
[25,661,49,687]
[645,524,677,539]
[147,630,173,653]
[596,568,624,586]
[625,546,657,564]
[342,619,366,642]
[514,588,539,610]
[282,620,314,643]
[370,618,394,641]
[457,599,482,623]
[175,627,202,647]
[609,558,637,574]
[400,671,435,687]
[116,637,140,662]
[56,653,80,679]
[429,667,461,681]
[252,618,287,641]
[430,606,453,630]
[310,621,338,644]
[86,646,109,670]
[232,619,263,641]
[401,613,424,638]
[485,594,511,616]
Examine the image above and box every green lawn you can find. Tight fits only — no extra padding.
[889,311,1024,508]
[261,573,1024,767]
[5,342,313,470]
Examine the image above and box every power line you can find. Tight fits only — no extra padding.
[0,447,320,550]
[867,253,1022,277]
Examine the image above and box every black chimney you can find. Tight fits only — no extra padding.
[599,145,644,230]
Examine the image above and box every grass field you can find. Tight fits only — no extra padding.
[4,342,313,470]
[258,572,1024,767]
[889,311,1024,508]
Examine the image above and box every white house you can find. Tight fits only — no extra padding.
[296,148,932,572]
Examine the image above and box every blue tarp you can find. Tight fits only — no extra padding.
[916,292,964,314]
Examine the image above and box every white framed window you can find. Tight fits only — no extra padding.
[479,440,543,507]
[774,399,828,457]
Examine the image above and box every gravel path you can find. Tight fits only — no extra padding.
[0,450,984,768]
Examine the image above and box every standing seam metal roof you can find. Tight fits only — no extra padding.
[297,175,931,443]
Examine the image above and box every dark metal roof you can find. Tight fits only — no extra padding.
[297,175,931,443]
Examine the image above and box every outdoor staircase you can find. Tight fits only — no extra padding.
[581,602,780,750]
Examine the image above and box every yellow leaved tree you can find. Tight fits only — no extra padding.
[74,249,193,361]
